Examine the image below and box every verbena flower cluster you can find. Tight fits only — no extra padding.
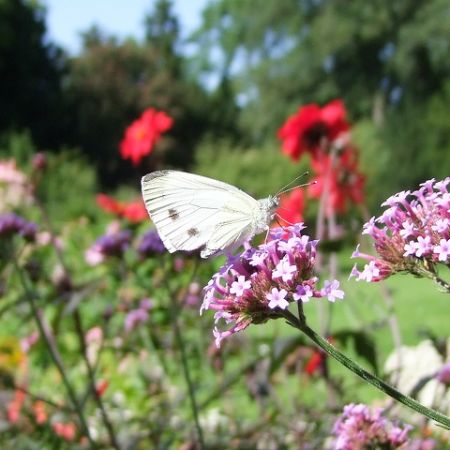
[332,403,410,450]
[124,298,152,332]
[0,160,33,212]
[0,213,37,241]
[201,225,344,347]
[351,178,450,282]
[436,362,450,386]
[85,230,131,266]
[137,229,165,257]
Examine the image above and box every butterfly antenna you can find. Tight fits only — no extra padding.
[278,180,317,196]
[275,172,316,196]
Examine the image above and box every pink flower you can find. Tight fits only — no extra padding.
[272,256,297,282]
[436,362,450,385]
[351,178,450,283]
[321,280,344,303]
[293,285,313,303]
[230,276,252,297]
[266,288,289,309]
[434,239,450,262]
[332,403,410,450]
[202,225,344,346]
[52,422,76,441]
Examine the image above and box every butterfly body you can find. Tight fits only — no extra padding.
[141,170,279,258]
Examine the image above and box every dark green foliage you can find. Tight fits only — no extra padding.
[0,0,66,148]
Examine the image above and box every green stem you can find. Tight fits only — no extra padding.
[171,305,205,447]
[73,310,121,450]
[14,263,97,447]
[165,260,205,449]
[282,309,450,429]
[430,274,450,293]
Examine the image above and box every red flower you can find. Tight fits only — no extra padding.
[7,389,25,423]
[320,99,349,142]
[305,350,324,375]
[95,379,109,397]
[305,337,334,375]
[276,187,305,226]
[121,200,148,223]
[120,108,173,165]
[52,422,76,441]
[96,194,148,223]
[96,194,124,215]
[308,147,365,214]
[32,400,47,424]
[277,99,349,161]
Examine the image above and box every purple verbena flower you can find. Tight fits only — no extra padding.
[137,229,165,257]
[124,307,149,333]
[436,361,450,385]
[0,213,37,241]
[266,287,289,309]
[351,178,450,283]
[332,403,411,450]
[85,229,131,266]
[201,225,344,347]
[407,438,437,450]
[321,280,345,303]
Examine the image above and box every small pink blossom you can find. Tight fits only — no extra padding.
[436,362,450,385]
[321,280,344,302]
[415,235,432,257]
[293,285,313,303]
[272,256,297,282]
[358,261,380,282]
[433,239,450,262]
[266,288,289,309]
[230,276,251,296]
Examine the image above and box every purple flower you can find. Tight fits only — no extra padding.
[321,280,344,302]
[137,229,165,257]
[433,239,450,262]
[351,178,450,283]
[272,256,297,282]
[266,287,289,309]
[201,225,343,347]
[332,403,410,450]
[230,276,251,297]
[407,438,437,450]
[0,213,37,241]
[124,308,149,332]
[293,284,313,303]
[85,229,131,266]
[436,362,450,385]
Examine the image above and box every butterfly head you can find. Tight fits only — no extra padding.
[255,195,279,232]
[267,195,280,212]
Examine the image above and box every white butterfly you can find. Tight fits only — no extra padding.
[141,170,280,258]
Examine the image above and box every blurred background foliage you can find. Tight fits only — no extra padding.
[0,0,449,212]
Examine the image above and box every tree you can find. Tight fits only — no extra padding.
[0,0,66,147]
[190,0,450,141]
[64,1,212,186]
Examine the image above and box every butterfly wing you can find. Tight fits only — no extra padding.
[141,171,260,257]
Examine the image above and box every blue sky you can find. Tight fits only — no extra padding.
[43,0,209,54]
